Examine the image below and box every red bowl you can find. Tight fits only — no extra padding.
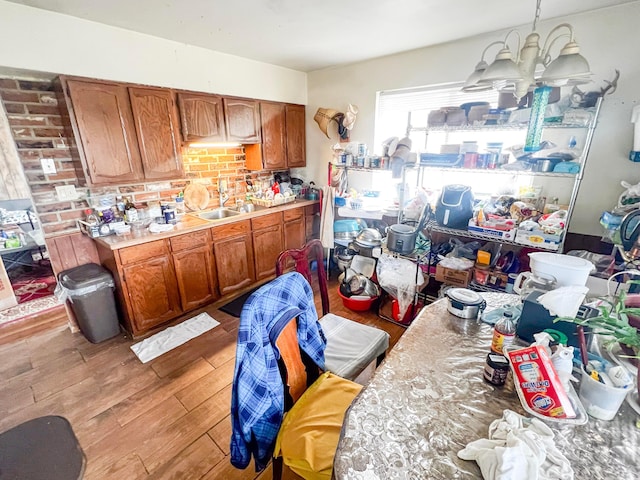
[337,288,378,311]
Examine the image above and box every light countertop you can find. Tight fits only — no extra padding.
[93,199,319,251]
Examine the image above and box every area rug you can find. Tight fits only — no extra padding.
[219,287,260,318]
[130,312,220,363]
[12,274,56,304]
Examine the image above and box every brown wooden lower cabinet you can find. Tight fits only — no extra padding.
[122,255,182,334]
[96,204,317,336]
[212,220,255,296]
[283,207,306,250]
[170,229,218,311]
[252,212,284,281]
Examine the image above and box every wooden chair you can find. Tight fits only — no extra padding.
[276,239,389,383]
[230,272,361,480]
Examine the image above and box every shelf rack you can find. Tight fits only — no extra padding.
[399,97,602,254]
[426,221,559,252]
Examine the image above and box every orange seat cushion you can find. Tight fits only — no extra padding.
[274,372,362,479]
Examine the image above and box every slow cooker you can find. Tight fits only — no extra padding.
[445,288,486,319]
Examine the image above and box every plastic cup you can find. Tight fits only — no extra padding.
[578,367,629,420]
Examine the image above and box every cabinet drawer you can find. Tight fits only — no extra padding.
[283,207,303,222]
[118,240,167,265]
[170,229,211,252]
[211,220,251,240]
[251,212,282,231]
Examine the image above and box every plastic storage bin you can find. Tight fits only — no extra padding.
[58,263,120,343]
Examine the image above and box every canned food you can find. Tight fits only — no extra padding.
[484,353,509,386]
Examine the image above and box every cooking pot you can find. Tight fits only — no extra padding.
[354,228,383,248]
[445,288,486,319]
[387,204,431,254]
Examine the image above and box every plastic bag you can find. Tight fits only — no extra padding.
[376,253,424,320]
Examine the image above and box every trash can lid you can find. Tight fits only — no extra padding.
[58,263,113,290]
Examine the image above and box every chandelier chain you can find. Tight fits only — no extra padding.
[533,0,542,32]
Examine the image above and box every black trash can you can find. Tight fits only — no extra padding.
[59,263,120,343]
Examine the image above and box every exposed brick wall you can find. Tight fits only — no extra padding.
[0,78,275,237]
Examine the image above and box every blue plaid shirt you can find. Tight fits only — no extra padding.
[230,272,326,471]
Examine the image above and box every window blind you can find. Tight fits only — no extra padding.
[374,82,499,150]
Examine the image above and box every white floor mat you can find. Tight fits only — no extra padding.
[130,312,220,363]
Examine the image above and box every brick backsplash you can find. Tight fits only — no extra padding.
[1,78,276,237]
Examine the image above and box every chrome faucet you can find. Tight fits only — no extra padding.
[219,178,229,207]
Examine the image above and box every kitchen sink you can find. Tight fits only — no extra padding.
[196,208,242,221]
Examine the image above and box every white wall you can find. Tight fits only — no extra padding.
[306,3,640,236]
[0,1,307,104]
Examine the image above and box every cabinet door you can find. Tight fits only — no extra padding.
[177,92,226,142]
[260,102,287,170]
[283,208,306,250]
[129,87,184,180]
[172,245,218,311]
[305,204,320,242]
[65,79,143,185]
[223,97,261,143]
[285,104,306,168]
[253,224,284,281]
[122,256,181,334]
[213,233,255,296]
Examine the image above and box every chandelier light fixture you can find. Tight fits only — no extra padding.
[462,0,592,100]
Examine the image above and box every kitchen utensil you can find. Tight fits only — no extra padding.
[387,204,431,254]
[184,184,210,211]
[354,228,383,248]
[348,274,368,296]
[445,288,486,319]
[531,157,562,172]
[528,252,594,287]
[306,181,319,200]
[512,271,557,298]
[619,209,640,258]
[435,185,474,229]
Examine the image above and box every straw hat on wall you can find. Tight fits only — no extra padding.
[314,108,342,138]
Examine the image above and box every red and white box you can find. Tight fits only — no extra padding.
[506,345,576,419]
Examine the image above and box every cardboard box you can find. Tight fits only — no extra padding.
[515,229,563,250]
[467,219,517,241]
[507,345,576,419]
[435,265,472,287]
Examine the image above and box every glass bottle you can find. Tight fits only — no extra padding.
[490,311,516,354]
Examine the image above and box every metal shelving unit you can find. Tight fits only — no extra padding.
[400,97,602,254]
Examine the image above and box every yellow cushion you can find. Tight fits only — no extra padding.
[274,371,362,480]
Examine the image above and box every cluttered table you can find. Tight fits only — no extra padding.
[333,293,640,480]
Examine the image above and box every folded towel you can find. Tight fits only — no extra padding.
[458,410,573,480]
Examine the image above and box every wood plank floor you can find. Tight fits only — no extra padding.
[0,277,406,479]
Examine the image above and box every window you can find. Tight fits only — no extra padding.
[373,83,537,202]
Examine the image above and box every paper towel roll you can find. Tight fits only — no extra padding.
[632,105,640,151]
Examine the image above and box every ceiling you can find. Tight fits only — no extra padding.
[7,0,638,72]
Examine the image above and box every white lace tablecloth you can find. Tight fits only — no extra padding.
[333,293,640,480]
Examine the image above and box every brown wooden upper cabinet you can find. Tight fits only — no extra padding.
[129,87,183,180]
[223,97,261,143]
[58,77,183,186]
[285,104,306,168]
[61,79,143,185]
[177,92,226,142]
[245,102,306,170]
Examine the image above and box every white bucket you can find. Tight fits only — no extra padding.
[528,252,594,287]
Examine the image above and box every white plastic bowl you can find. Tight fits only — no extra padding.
[528,252,594,287]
